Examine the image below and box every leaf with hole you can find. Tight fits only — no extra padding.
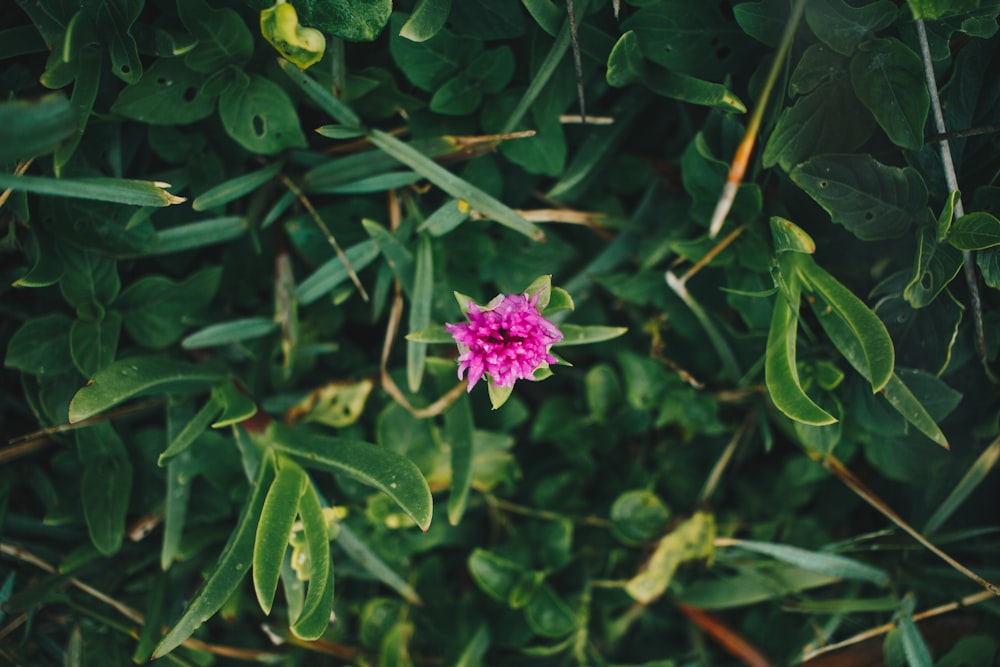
[219,74,307,154]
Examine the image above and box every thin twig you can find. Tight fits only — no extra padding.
[484,494,612,528]
[915,18,986,361]
[699,413,755,503]
[799,589,996,662]
[0,158,33,211]
[278,173,368,301]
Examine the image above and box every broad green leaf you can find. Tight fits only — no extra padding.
[765,284,837,426]
[69,312,122,377]
[176,0,253,72]
[182,318,279,349]
[388,13,480,91]
[158,393,223,466]
[407,234,433,392]
[444,394,474,525]
[261,1,326,70]
[153,451,276,658]
[850,39,929,151]
[81,452,132,555]
[796,256,895,392]
[0,93,77,162]
[904,226,963,307]
[59,250,120,317]
[148,216,249,255]
[253,458,307,614]
[937,190,961,240]
[0,174,184,207]
[118,268,222,349]
[723,539,890,586]
[192,162,284,211]
[733,0,788,47]
[606,32,745,113]
[5,314,75,377]
[790,154,927,240]
[368,128,545,241]
[110,58,214,125]
[261,0,392,41]
[551,324,627,347]
[297,240,380,305]
[805,0,896,55]
[487,379,514,410]
[219,75,307,154]
[908,0,981,20]
[468,549,532,605]
[610,490,671,546]
[268,423,432,531]
[676,564,840,609]
[399,0,452,42]
[289,484,334,639]
[525,584,577,638]
[924,436,1000,534]
[948,211,1000,250]
[762,82,874,171]
[14,228,64,288]
[213,381,258,427]
[68,356,226,423]
[625,511,715,604]
[94,0,143,83]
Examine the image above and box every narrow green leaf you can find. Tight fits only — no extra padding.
[899,610,935,667]
[400,0,452,42]
[297,240,380,305]
[147,217,248,255]
[268,423,432,531]
[161,448,197,571]
[765,285,838,426]
[153,452,276,659]
[363,219,415,295]
[418,198,470,236]
[69,356,226,423]
[454,624,490,667]
[924,436,1000,534]
[0,174,184,207]
[948,211,1000,250]
[335,524,422,605]
[278,57,362,127]
[253,458,307,615]
[82,454,132,556]
[551,324,628,346]
[192,162,284,211]
[677,564,840,609]
[445,395,474,525]
[723,539,890,586]
[132,573,169,663]
[797,257,894,392]
[405,325,454,343]
[213,381,258,428]
[158,393,223,466]
[367,129,545,241]
[181,318,279,349]
[0,93,78,162]
[407,234,433,392]
[290,483,334,639]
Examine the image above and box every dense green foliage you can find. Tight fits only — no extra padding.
[2,0,1000,665]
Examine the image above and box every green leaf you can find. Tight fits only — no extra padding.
[68,356,226,423]
[762,82,874,171]
[850,39,929,151]
[0,93,78,162]
[389,13,479,91]
[805,0,897,55]
[723,539,890,586]
[59,250,120,317]
[153,451,276,658]
[284,0,391,41]
[948,211,1000,249]
[54,45,101,172]
[192,162,284,211]
[765,283,837,426]
[80,424,132,556]
[182,318,279,349]
[487,379,514,410]
[289,484,334,639]
[297,239,380,305]
[147,216,249,255]
[468,549,531,604]
[253,458,307,615]
[176,0,253,72]
[0,174,184,207]
[268,423,432,531]
[5,314,76,377]
[796,256,895,392]
[118,268,222,349]
[790,154,928,240]
[881,372,952,449]
[924,436,1000,534]
[904,226,963,307]
[524,584,577,638]
[676,564,840,609]
[405,325,454,343]
[610,490,671,546]
[907,0,981,20]
[898,608,934,667]
[335,524,422,605]
[363,219,414,294]
[260,1,326,70]
[95,0,143,83]
[733,0,788,47]
[69,311,122,377]
[161,447,197,570]
[213,381,258,427]
[444,394,474,525]
[407,234,433,392]
[110,58,214,125]
[399,0,452,42]
[625,511,715,604]
[219,75,307,154]
[368,128,546,241]
[606,31,745,113]
[278,57,362,128]
[158,393,223,466]
[551,324,627,347]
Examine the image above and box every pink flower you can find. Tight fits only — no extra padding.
[445,293,563,391]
